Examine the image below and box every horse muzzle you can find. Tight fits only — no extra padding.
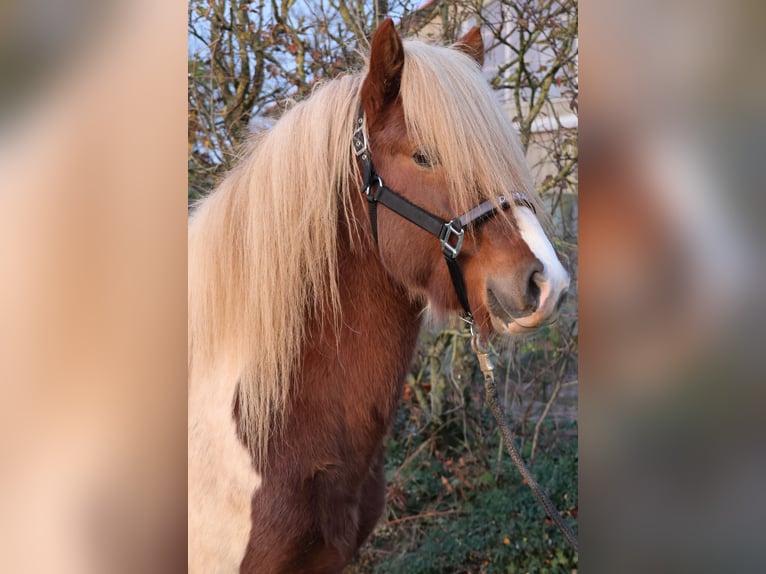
[486,267,570,335]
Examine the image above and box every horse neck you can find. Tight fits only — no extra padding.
[294,215,423,461]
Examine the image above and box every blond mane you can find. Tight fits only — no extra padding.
[188,38,540,465]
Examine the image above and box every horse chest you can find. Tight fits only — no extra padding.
[240,308,419,572]
[242,443,386,573]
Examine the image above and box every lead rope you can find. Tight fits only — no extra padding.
[469,327,580,553]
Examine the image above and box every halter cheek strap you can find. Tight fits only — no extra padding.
[352,107,534,320]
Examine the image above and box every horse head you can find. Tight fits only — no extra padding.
[358,20,570,336]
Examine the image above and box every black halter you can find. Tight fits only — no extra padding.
[352,107,536,320]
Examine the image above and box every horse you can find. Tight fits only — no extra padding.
[188,19,570,573]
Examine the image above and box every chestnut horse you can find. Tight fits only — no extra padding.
[188,19,569,573]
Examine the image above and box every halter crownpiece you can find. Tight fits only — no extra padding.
[352,106,535,319]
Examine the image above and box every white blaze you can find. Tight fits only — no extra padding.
[515,205,570,318]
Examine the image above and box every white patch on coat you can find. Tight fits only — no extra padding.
[188,363,262,574]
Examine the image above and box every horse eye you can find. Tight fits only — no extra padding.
[412,152,432,167]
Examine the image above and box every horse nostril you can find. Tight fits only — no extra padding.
[526,266,543,312]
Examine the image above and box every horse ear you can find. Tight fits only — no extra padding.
[361,18,404,119]
[454,26,484,67]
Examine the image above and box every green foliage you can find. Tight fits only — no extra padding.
[349,317,578,573]
[351,415,578,573]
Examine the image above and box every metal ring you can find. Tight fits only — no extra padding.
[363,175,383,198]
[471,332,491,354]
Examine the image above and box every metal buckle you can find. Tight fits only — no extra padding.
[440,220,464,259]
[352,120,367,157]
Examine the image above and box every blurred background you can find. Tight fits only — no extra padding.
[1,0,764,572]
[579,0,766,572]
[0,1,188,572]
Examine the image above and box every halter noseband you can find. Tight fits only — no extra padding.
[352,107,536,321]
